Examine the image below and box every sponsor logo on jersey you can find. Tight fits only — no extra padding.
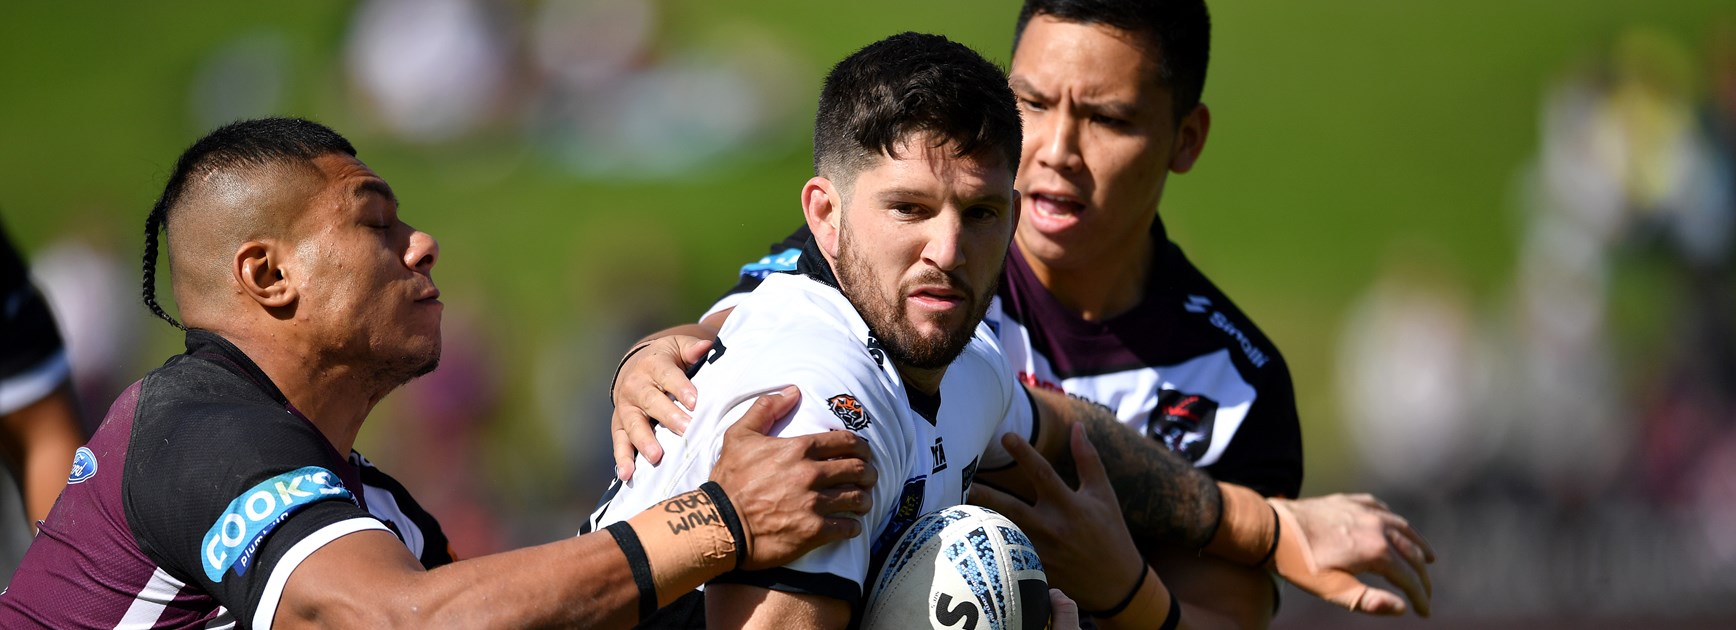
[865,335,887,367]
[1184,295,1272,368]
[738,248,802,280]
[1148,390,1219,462]
[931,437,948,474]
[201,466,353,582]
[1208,311,1272,368]
[67,446,98,484]
[1016,371,1063,394]
[828,394,871,431]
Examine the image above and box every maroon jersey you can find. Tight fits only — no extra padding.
[0,330,451,629]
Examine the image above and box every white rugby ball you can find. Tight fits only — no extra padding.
[861,505,1050,630]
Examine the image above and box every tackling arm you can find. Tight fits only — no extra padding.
[277,390,875,628]
[1022,386,1434,618]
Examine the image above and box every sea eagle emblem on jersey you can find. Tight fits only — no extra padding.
[828,394,871,431]
[1149,390,1219,462]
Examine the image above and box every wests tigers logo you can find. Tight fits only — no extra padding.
[827,394,871,431]
[1148,390,1218,462]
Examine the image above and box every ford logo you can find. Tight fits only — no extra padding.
[67,447,97,485]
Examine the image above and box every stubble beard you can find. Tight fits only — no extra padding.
[834,228,999,371]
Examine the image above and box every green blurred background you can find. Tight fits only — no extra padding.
[5,1,1735,625]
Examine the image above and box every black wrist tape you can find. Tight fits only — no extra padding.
[1083,562,1149,618]
[1159,584,1182,630]
[699,481,747,569]
[605,521,658,621]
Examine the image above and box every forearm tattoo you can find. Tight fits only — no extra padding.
[1060,395,1222,550]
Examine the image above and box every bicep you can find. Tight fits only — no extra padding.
[274,529,426,629]
[706,583,850,630]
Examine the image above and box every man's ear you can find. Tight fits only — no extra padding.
[1169,102,1211,174]
[802,176,843,258]
[234,240,296,309]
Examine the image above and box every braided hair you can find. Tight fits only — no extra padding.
[142,118,356,329]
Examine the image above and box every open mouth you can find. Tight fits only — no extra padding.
[1027,191,1085,228]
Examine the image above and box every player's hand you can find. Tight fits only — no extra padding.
[968,424,1147,613]
[710,386,878,570]
[1269,493,1435,617]
[1048,589,1081,630]
[611,334,709,481]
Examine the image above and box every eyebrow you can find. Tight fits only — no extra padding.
[1008,76,1047,101]
[1008,75,1141,120]
[875,187,1012,208]
[352,179,398,206]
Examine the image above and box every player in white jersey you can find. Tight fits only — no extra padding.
[610,2,1437,625]
[588,247,1036,615]
[588,32,1178,629]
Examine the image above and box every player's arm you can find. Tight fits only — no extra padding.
[706,584,851,629]
[276,390,876,629]
[0,381,85,527]
[971,424,1185,630]
[609,310,730,480]
[1020,386,1433,618]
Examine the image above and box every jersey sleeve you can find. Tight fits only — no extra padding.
[702,225,812,321]
[124,392,386,628]
[706,353,907,609]
[958,322,1033,472]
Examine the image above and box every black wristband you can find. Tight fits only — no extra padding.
[1255,503,1280,567]
[1082,563,1148,618]
[1159,584,1182,630]
[609,342,655,401]
[699,481,748,569]
[605,521,658,621]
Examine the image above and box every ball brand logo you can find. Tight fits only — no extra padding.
[828,394,871,431]
[67,447,98,485]
[933,593,980,628]
[201,466,352,582]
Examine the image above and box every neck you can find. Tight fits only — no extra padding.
[226,330,384,455]
[1017,231,1156,321]
[895,363,946,396]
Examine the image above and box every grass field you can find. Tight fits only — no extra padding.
[2,0,1729,503]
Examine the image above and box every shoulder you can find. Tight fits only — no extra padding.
[1157,241,1288,374]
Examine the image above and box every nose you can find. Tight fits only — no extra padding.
[1033,106,1083,174]
[920,214,966,272]
[405,228,439,273]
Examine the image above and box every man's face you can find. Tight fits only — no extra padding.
[832,142,1017,370]
[1010,15,1191,272]
[291,153,443,385]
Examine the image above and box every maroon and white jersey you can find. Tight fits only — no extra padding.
[0,330,452,629]
[987,226,1302,498]
[709,221,1302,498]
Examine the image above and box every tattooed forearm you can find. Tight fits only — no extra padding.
[1029,386,1222,550]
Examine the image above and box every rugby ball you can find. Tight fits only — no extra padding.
[861,505,1050,630]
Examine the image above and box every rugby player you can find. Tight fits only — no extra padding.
[590,32,1188,630]
[611,0,1434,625]
[0,118,879,629]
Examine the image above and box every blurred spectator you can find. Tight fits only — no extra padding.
[345,0,515,142]
[1336,249,1497,497]
[30,237,138,432]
